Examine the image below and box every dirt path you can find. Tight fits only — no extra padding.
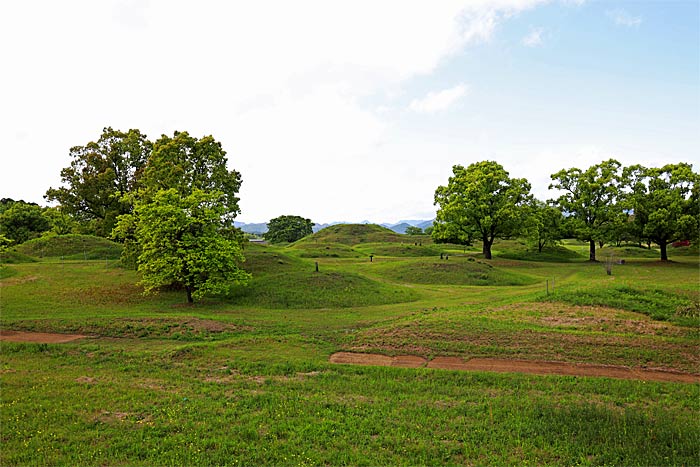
[330,352,700,383]
[0,330,87,344]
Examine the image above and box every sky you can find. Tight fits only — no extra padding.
[1,0,698,224]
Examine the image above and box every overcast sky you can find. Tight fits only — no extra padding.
[1,0,698,224]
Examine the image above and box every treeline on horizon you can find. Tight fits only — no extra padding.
[1,127,698,300]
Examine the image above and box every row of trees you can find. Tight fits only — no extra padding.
[433,160,699,261]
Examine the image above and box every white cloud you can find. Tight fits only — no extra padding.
[522,27,544,47]
[606,8,642,27]
[410,84,469,114]
[0,0,589,223]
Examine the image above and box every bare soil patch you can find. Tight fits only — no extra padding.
[0,330,87,343]
[330,352,700,383]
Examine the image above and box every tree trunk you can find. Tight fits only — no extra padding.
[185,286,194,304]
[483,238,493,259]
[589,240,597,262]
[660,242,668,261]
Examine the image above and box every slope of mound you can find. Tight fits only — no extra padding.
[299,224,403,246]
[353,242,444,257]
[375,257,539,286]
[15,234,122,260]
[231,269,419,309]
[289,242,363,258]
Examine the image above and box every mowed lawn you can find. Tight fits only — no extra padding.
[1,234,699,466]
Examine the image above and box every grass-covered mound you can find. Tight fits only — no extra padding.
[15,234,122,260]
[546,285,700,327]
[288,242,363,258]
[353,242,446,257]
[236,244,418,307]
[374,257,539,286]
[497,242,585,262]
[231,270,418,308]
[0,250,37,264]
[301,224,403,245]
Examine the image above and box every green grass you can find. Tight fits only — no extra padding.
[288,241,363,258]
[14,234,122,260]
[546,285,700,327]
[1,235,699,466]
[372,256,540,286]
[300,223,404,245]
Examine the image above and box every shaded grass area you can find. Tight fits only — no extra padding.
[1,342,698,466]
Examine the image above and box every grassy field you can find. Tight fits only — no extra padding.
[1,226,699,466]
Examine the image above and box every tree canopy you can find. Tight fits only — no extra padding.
[623,163,699,260]
[140,132,242,222]
[134,189,250,303]
[550,159,622,261]
[434,161,531,259]
[0,201,50,244]
[45,127,151,236]
[264,215,314,243]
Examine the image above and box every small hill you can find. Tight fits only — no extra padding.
[297,224,403,246]
[14,234,123,260]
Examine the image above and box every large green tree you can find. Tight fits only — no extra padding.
[550,159,622,262]
[527,200,564,253]
[134,189,250,303]
[623,163,698,261]
[0,201,50,244]
[263,215,314,243]
[434,161,532,259]
[140,131,242,222]
[45,127,151,236]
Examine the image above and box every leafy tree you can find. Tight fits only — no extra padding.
[264,215,314,243]
[0,201,50,244]
[527,200,564,253]
[404,226,424,235]
[434,161,532,259]
[45,127,151,236]
[140,131,242,221]
[0,234,11,253]
[42,207,75,235]
[550,159,622,262]
[133,189,250,303]
[623,163,699,260]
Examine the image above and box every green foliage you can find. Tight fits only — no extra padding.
[0,201,50,244]
[41,206,76,235]
[140,131,242,222]
[623,163,699,260]
[404,225,424,235]
[14,234,122,260]
[134,189,250,303]
[497,242,585,262]
[550,159,623,261]
[264,215,314,243]
[434,161,532,259]
[526,199,564,252]
[45,127,151,236]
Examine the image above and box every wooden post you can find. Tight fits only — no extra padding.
[546,279,549,295]
[315,262,319,272]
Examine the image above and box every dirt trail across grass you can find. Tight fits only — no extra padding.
[330,352,700,383]
[0,330,87,343]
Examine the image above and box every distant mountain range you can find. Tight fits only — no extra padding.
[234,219,434,235]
